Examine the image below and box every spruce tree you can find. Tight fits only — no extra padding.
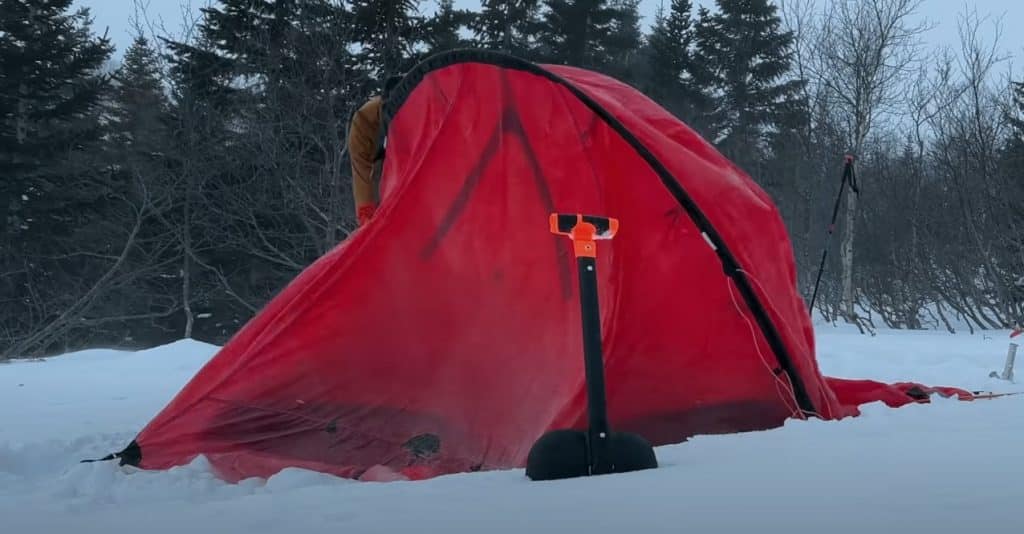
[1002,81,1024,268]
[604,0,643,82]
[693,0,804,172]
[471,0,542,57]
[423,0,473,55]
[644,0,710,129]
[1008,81,1024,141]
[98,35,189,345]
[161,1,301,341]
[108,35,173,258]
[0,0,130,356]
[110,35,168,154]
[197,0,284,73]
[538,0,620,70]
[158,0,382,340]
[350,0,423,77]
[0,0,114,241]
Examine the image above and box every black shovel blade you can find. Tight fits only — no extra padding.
[525,429,589,481]
[525,429,658,481]
[603,431,658,474]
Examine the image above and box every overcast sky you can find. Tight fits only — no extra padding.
[74,0,1023,75]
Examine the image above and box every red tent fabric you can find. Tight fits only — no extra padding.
[109,51,970,483]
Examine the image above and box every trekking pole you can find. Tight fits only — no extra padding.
[808,155,859,315]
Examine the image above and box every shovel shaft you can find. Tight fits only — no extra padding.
[576,255,610,473]
[551,212,619,475]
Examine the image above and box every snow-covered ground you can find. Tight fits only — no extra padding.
[2,324,1022,533]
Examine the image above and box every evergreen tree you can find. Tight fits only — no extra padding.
[167,0,292,103]
[162,27,239,342]
[644,0,710,129]
[157,0,377,341]
[110,35,168,154]
[604,0,643,82]
[1001,81,1024,271]
[1008,81,1024,142]
[163,0,363,103]
[538,0,622,71]
[196,0,289,75]
[693,0,805,172]
[0,0,114,241]
[423,0,474,55]
[350,0,423,77]
[471,0,542,57]
[91,35,188,346]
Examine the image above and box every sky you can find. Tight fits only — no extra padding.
[73,0,1024,75]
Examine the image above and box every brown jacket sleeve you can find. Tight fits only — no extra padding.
[347,96,383,210]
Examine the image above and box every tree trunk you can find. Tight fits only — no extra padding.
[1,203,145,360]
[503,1,513,52]
[840,187,858,323]
[182,183,194,339]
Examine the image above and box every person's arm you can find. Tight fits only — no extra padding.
[347,98,381,225]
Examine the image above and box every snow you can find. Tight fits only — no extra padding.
[2,326,1022,533]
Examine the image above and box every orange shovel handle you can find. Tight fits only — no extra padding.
[549,213,619,258]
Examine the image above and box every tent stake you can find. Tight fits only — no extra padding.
[998,342,1017,382]
[1003,343,1017,382]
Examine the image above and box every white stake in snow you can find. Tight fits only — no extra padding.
[991,340,1015,381]
[999,342,1017,382]
[990,327,1020,382]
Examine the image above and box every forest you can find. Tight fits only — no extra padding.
[2,0,1022,358]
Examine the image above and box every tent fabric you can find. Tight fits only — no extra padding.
[116,50,970,483]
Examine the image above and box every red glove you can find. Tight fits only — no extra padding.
[357,203,376,226]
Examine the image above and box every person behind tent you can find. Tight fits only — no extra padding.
[348,75,402,227]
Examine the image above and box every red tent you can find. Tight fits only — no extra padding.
[105,51,969,483]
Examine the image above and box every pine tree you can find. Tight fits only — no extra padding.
[93,35,189,345]
[350,0,423,77]
[471,0,542,57]
[1001,81,1024,268]
[1008,81,1024,142]
[538,0,621,71]
[603,0,643,82]
[198,0,286,73]
[0,0,114,241]
[0,1,154,356]
[693,0,805,172]
[423,0,473,55]
[108,35,173,260]
[644,0,710,129]
[110,35,168,154]
[157,0,380,341]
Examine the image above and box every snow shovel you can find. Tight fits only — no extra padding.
[525,213,658,481]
